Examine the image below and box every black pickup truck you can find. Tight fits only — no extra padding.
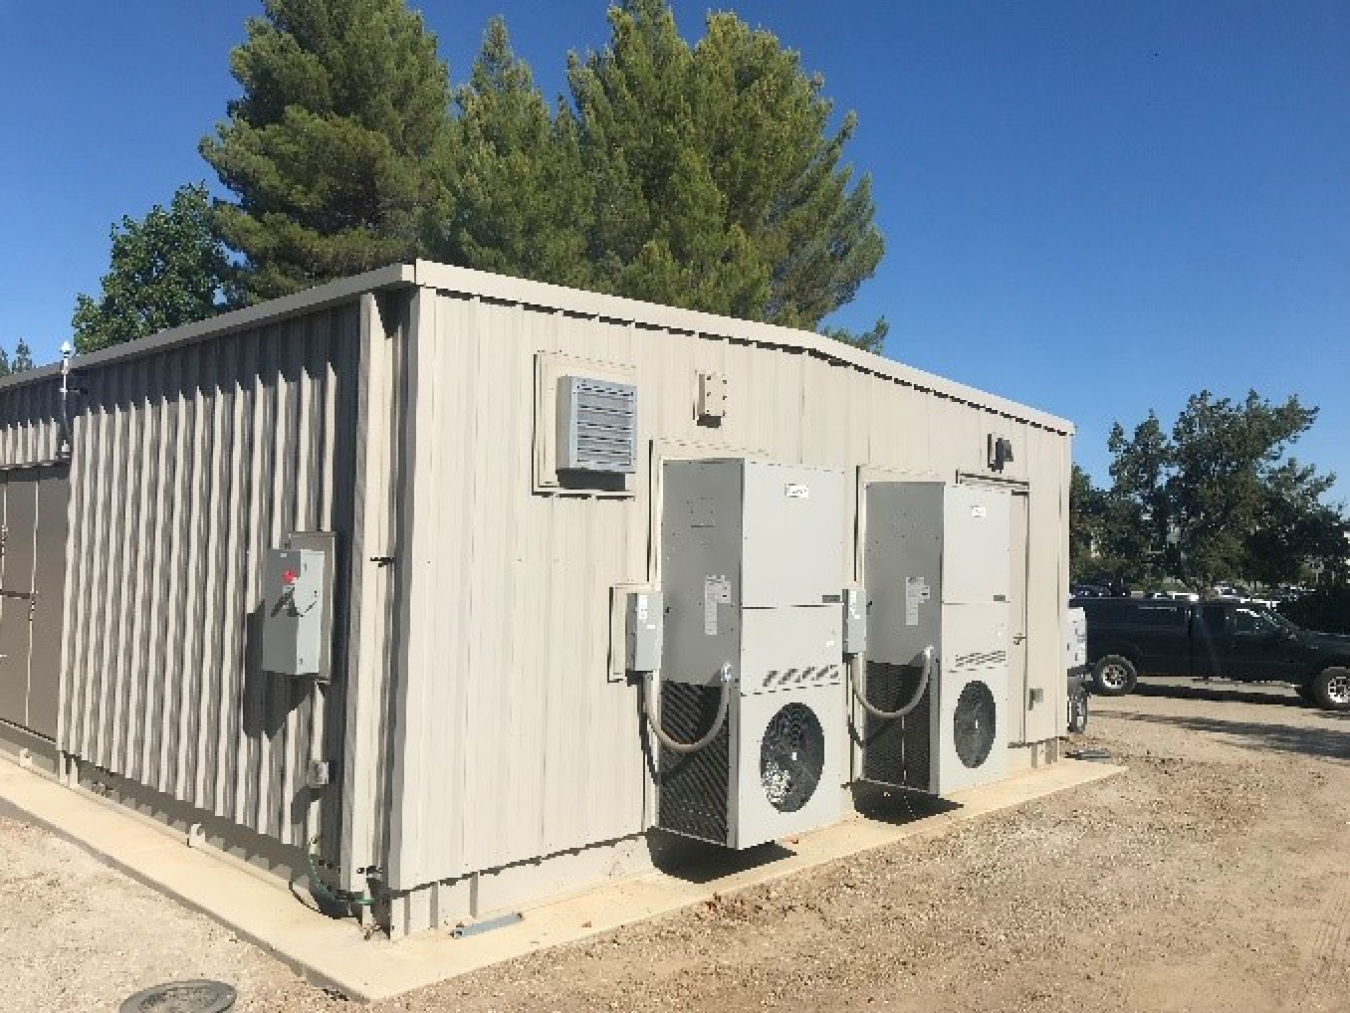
[1071,597,1350,711]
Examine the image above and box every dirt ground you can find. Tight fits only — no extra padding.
[4,677,1349,1013]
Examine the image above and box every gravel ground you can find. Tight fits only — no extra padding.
[3,676,1348,1013]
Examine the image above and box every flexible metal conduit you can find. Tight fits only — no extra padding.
[849,645,934,721]
[642,664,733,755]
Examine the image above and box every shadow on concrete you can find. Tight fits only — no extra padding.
[1105,708,1350,763]
[647,829,797,884]
[850,781,961,826]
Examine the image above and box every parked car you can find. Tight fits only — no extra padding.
[1070,596,1350,711]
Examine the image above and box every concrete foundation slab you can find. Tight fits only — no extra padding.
[0,755,1122,1004]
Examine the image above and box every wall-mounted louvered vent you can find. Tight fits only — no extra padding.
[556,376,638,473]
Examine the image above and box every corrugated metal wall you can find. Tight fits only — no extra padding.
[0,377,64,466]
[386,267,1072,891]
[59,307,363,848]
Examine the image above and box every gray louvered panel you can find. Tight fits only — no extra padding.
[556,376,637,472]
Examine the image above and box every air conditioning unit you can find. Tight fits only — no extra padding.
[857,482,1010,795]
[650,458,846,848]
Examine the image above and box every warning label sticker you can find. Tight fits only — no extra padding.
[704,575,732,635]
[905,576,931,626]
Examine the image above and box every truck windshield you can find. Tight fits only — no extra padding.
[1270,611,1300,632]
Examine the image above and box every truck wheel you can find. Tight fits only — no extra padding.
[1067,687,1089,733]
[1311,667,1350,712]
[1092,655,1137,696]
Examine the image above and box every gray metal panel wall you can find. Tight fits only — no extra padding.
[387,273,1072,892]
[59,305,363,848]
[0,378,63,466]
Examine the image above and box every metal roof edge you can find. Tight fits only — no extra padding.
[411,259,1075,436]
[0,263,416,393]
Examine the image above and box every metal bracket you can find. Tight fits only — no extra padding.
[451,911,523,939]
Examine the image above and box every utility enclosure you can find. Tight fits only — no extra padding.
[0,261,1073,937]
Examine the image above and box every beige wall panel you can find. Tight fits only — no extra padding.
[390,293,652,887]
[58,307,362,848]
[391,282,1074,891]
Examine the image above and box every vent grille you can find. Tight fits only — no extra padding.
[953,649,1007,671]
[557,376,637,473]
[656,683,730,844]
[953,679,997,769]
[860,661,931,790]
[762,665,839,689]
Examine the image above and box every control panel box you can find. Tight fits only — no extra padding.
[262,547,330,677]
[842,586,867,655]
[625,590,664,673]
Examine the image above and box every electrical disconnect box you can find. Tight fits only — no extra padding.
[625,590,664,672]
[654,458,846,849]
[860,482,1010,795]
[262,546,330,678]
[842,586,867,655]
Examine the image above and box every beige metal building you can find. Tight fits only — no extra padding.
[0,261,1073,936]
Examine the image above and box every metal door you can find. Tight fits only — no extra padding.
[1006,491,1035,743]
[1192,604,1228,680]
[0,465,70,739]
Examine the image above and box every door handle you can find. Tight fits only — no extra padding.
[1012,633,1026,645]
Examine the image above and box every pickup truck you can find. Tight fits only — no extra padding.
[1071,597,1350,712]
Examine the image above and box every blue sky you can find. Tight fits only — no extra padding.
[1,2,1346,497]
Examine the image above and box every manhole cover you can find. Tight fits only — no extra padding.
[119,980,236,1013]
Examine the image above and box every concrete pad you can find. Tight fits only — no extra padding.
[0,756,1122,1004]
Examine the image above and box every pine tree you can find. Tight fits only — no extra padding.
[71,184,233,353]
[200,0,454,301]
[566,0,883,331]
[435,18,592,289]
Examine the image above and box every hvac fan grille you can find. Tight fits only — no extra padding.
[759,702,825,813]
[952,679,997,769]
[860,661,930,790]
[656,682,730,843]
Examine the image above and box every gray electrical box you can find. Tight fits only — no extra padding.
[842,586,867,655]
[625,590,664,672]
[556,375,638,473]
[262,547,329,677]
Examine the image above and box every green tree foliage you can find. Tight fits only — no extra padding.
[200,0,454,302]
[71,184,234,353]
[0,340,35,376]
[1069,465,1103,582]
[433,18,593,289]
[565,0,884,333]
[1098,391,1346,590]
[200,0,884,346]
[1068,462,1161,585]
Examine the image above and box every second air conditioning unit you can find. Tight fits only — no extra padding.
[857,482,1010,796]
